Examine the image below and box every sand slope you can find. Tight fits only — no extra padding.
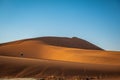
[0,55,120,78]
[0,37,120,78]
[0,40,119,65]
[0,37,103,50]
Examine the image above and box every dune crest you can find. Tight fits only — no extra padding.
[0,36,103,50]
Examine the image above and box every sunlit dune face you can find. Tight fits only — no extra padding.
[0,40,44,58]
[37,44,120,65]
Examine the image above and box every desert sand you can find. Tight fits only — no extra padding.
[0,37,120,79]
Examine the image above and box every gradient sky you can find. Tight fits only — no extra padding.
[0,0,120,51]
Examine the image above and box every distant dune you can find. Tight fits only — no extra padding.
[0,36,103,50]
[0,36,120,78]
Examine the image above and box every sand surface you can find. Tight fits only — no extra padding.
[0,37,120,78]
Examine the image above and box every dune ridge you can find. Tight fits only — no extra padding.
[0,36,103,50]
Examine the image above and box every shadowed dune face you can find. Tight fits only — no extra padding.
[33,37,103,50]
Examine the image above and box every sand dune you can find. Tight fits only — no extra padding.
[0,37,103,50]
[0,37,120,78]
[0,39,119,65]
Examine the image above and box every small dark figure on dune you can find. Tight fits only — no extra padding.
[20,53,23,57]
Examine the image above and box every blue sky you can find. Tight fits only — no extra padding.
[0,0,120,51]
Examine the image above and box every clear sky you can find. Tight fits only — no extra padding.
[0,0,120,51]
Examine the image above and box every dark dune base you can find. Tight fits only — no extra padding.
[0,76,120,80]
[0,56,120,79]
